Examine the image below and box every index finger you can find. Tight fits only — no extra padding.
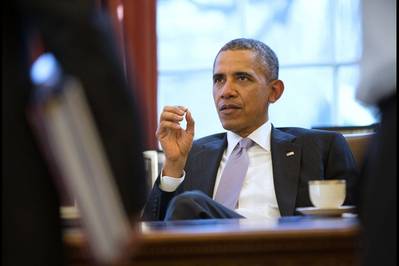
[162,105,187,115]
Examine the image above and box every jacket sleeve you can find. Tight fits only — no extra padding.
[141,176,179,221]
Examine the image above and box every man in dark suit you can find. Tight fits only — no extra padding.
[142,38,357,221]
[2,1,148,265]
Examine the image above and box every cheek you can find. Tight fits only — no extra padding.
[247,93,268,112]
[256,89,269,103]
[213,88,219,102]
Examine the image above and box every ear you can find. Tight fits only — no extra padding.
[268,80,284,103]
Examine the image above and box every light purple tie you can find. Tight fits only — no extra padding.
[214,138,253,209]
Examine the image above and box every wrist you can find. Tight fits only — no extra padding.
[162,160,185,178]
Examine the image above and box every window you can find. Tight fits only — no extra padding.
[157,0,377,139]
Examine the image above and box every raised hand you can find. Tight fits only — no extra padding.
[156,106,195,177]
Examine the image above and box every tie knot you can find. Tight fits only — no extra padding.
[239,138,253,150]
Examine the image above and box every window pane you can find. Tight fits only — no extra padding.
[334,0,362,62]
[270,67,334,128]
[336,66,377,125]
[157,0,242,71]
[244,0,335,65]
[158,71,224,139]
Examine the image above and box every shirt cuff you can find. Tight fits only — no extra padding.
[159,170,186,192]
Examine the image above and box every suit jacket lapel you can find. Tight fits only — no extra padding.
[188,135,227,196]
[271,127,302,216]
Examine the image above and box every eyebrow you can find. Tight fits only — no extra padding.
[212,73,224,80]
[234,71,252,77]
[213,71,253,77]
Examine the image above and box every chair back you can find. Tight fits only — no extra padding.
[344,132,374,168]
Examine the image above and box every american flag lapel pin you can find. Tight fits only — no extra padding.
[286,151,295,157]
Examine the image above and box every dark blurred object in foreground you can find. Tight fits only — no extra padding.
[2,0,148,265]
[355,1,396,266]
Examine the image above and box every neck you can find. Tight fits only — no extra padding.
[234,119,269,138]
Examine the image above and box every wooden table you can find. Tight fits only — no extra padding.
[65,216,361,266]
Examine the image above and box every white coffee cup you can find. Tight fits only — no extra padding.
[308,180,346,209]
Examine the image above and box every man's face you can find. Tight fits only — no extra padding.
[213,50,273,137]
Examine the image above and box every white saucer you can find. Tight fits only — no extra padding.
[296,205,356,217]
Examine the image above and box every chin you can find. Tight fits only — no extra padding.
[220,120,240,132]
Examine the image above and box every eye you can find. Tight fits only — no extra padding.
[213,75,224,85]
[236,73,251,81]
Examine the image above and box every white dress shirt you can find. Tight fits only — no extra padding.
[159,121,281,219]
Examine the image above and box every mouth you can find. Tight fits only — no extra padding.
[219,104,242,114]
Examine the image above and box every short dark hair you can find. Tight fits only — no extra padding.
[214,38,279,80]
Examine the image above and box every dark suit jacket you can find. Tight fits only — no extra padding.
[3,1,148,265]
[142,126,358,221]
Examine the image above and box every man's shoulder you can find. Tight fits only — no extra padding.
[273,127,346,146]
[274,127,349,154]
[187,133,226,160]
[275,127,342,138]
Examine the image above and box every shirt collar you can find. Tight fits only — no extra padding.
[226,120,272,157]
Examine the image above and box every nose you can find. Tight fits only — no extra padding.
[220,79,237,99]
